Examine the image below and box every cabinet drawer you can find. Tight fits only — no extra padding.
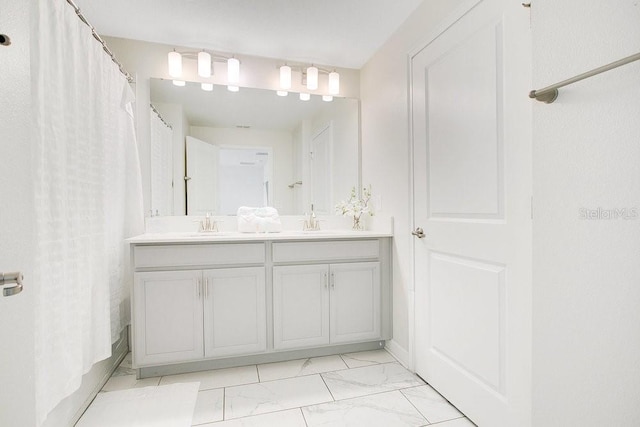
[272,240,379,263]
[134,243,265,269]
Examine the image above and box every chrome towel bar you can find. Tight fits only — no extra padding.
[530,52,640,104]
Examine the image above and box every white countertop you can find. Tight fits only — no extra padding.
[128,230,393,244]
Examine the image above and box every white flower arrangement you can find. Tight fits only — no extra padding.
[335,185,374,230]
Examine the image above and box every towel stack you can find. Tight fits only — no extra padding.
[237,206,283,233]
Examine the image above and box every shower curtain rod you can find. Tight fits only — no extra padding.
[150,104,173,129]
[65,0,134,83]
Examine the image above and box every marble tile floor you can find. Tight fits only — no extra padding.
[82,349,475,427]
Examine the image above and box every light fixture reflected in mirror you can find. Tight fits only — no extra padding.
[322,95,333,102]
[228,85,239,92]
[300,92,311,101]
[201,82,213,91]
[172,80,186,87]
[277,90,288,97]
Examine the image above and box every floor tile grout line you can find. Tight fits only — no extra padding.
[222,386,226,421]
[338,353,349,368]
[299,406,310,427]
[318,373,336,402]
[427,416,471,426]
[397,387,433,424]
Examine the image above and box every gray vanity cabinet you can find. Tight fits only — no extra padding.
[132,243,267,367]
[130,236,392,372]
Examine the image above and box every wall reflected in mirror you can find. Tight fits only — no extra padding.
[149,78,360,216]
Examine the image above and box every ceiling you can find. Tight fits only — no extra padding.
[74,0,424,69]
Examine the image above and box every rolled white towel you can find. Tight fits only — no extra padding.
[237,206,282,233]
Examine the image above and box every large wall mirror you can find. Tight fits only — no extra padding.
[149,78,360,216]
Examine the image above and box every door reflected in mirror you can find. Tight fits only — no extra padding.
[150,78,360,216]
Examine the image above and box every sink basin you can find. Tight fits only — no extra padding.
[184,232,234,237]
[285,230,347,235]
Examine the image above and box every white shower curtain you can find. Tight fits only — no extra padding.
[31,1,144,425]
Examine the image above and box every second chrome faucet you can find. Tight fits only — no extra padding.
[303,204,321,231]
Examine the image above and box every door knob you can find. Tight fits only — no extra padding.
[1,271,24,297]
[411,227,426,239]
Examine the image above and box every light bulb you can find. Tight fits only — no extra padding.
[280,65,292,89]
[306,66,318,90]
[300,92,310,101]
[198,51,211,78]
[322,95,333,102]
[168,51,182,77]
[227,57,240,84]
[172,80,186,87]
[328,71,340,95]
[201,82,213,91]
[277,90,288,97]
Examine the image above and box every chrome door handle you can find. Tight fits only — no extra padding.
[411,227,426,239]
[1,272,24,297]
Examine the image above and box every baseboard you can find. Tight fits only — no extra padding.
[385,339,411,369]
[139,340,386,378]
[43,327,129,427]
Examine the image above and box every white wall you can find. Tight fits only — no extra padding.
[190,127,294,214]
[0,1,36,425]
[310,101,361,212]
[360,0,468,364]
[531,1,640,425]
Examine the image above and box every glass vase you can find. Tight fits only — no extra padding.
[352,215,364,231]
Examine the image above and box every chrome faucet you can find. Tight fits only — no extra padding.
[303,204,321,231]
[199,212,219,232]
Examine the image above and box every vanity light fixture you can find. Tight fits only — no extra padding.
[228,57,240,84]
[198,51,211,78]
[328,71,340,95]
[280,65,292,90]
[168,50,182,77]
[172,80,186,87]
[167,48,242,92]
[306,66,318,90]
[276,90,288,97]
[277,63,340,100]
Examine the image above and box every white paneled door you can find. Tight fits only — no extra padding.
[412,1,532,426]
[186,136,219,215]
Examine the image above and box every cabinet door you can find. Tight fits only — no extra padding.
[203,267,266,357]
[330,262,381,344]
[273,264,330,350]
[133,271,204,365]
